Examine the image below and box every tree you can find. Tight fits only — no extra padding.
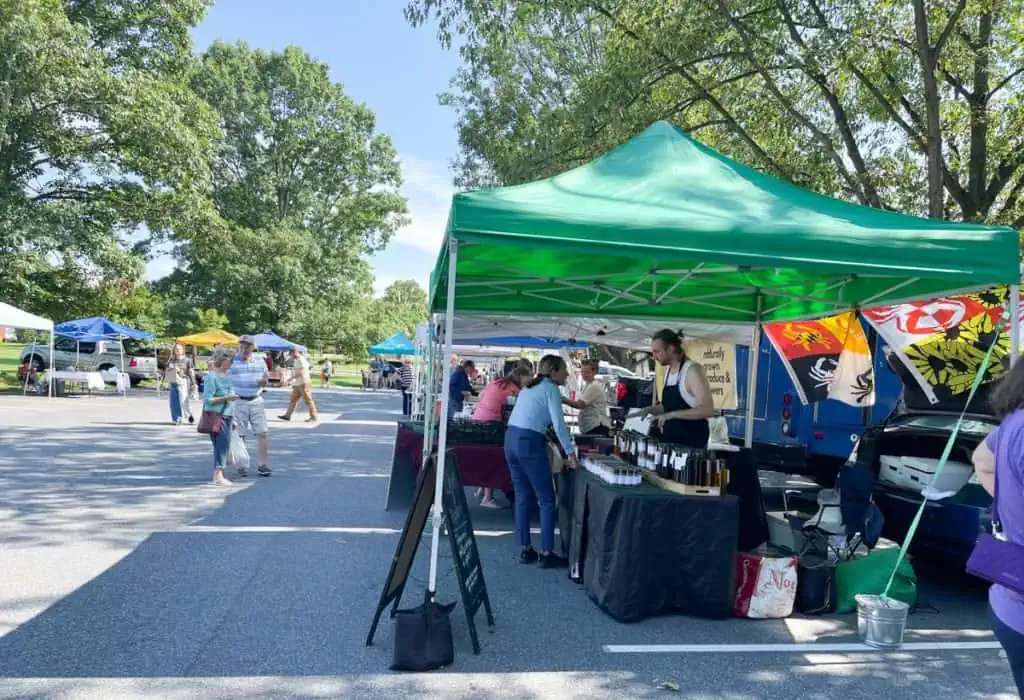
[187,307,229,333]
[171,42,408,339]
[0,0,219,320]
[408,0,1024,225]
[370,280,428,341]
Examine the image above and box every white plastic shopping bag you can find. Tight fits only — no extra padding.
[733,551,798,619]
[228,429,250,470]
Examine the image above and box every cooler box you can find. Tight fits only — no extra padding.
[879,455,973,494]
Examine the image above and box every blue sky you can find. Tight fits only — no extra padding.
[148,0,461,294]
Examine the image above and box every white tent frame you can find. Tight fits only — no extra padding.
[0,302,55,399]
[421,241,1023,600]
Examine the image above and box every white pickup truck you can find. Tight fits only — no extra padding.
[20,337,159,387]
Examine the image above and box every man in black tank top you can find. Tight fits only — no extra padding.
[631,329,715,448]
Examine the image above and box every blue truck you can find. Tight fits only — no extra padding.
[724,320,904,485]
[723,322,996,565]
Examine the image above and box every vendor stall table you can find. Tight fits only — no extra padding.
[560,468,739,622]
[386,420,514,511]
[49,371,106,394]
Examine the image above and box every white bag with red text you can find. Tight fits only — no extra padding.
[733,551,798,619]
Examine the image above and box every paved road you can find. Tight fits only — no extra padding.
[0,390,1016,699]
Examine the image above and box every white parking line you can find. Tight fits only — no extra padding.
[176,525,543,536]
[603,641,1002,653]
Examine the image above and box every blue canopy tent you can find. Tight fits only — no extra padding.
[369,332,417,356]
[452,335,588,349]
[54,317,155,391]
[55,316,154,342]
[250,331,306,353]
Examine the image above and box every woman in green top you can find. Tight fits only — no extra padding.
[203,347,239,486]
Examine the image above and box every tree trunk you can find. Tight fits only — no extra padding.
[969,10,992,219]
[913,0,945,218]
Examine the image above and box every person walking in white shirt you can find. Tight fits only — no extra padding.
[279,348,319,423]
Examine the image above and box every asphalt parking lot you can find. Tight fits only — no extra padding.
[0,389,1016,699]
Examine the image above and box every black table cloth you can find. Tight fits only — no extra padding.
[559,469,739,623]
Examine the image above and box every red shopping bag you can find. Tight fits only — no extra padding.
[734,551,798,619]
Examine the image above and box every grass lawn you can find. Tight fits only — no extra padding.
[313,361,364,389]
[0,343,22,391]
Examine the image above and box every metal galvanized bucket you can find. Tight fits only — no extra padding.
[856,594,909,650]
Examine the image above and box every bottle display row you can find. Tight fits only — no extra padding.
[613,431,728,489]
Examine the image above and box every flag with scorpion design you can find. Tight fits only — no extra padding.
[763,311,874,406]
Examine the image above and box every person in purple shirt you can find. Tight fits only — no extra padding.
[973,359,1024,695]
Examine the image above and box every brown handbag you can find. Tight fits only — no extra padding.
[197,410,223,435]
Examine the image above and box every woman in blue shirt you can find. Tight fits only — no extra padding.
[203,347,239,487]
[505,355,579,568]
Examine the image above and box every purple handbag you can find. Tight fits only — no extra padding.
[966,442,1024,595]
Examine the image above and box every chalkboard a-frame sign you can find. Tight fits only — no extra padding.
[366,450,495,654]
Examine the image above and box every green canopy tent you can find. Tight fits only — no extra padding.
[419,120,1020,599]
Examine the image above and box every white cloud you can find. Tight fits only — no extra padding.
[145,252,176,281]
[393,155,455,253]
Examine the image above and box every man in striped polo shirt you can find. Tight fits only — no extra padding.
[230,335,272,477]
[399,358,414,415]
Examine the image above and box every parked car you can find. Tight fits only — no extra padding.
[21,337,159,387]
[845,364,995,566]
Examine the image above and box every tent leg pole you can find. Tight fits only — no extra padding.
[48,330,54,399]
[428,243,458,599]
[1011,284,1020,368]
[420,318,436,463]
[24,340,36,395]
[744,293,763,449]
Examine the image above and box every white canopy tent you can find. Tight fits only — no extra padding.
[0,302,54,397]
[449,315,753,350]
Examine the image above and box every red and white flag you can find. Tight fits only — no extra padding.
[863,287,1014,404]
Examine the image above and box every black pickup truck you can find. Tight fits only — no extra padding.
[609,376,655,427]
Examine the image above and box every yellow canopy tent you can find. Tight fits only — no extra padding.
[177,329,240,347]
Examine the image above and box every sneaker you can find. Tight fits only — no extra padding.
[278,414,291,422]
[538,552,569,569]
[305,416,318,423]
[480,498,501,509]
[257,465,273,477]
[520,547,538,564]
[235,467,249,478]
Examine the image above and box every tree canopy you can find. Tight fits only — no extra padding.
[408,0,1024,226]
[2,5,427,352]
[0,0,219,322]
[161,41,409,347]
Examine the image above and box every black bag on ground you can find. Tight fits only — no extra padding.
[796,527,836,615]
[796,554,836,614]
[391,599,456,671]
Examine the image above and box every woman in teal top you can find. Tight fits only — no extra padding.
[203,347,239,486]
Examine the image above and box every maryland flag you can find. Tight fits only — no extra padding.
[827,312,876,407]
[764,312,875,406]
[863,287,1012,404]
